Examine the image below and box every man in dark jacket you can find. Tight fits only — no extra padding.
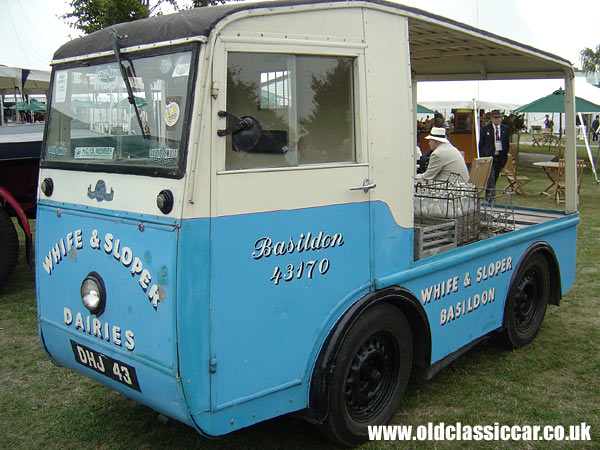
[592,115,599,142]
[478,109,510,199]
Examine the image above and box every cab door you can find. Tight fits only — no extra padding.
[208,41,373,408]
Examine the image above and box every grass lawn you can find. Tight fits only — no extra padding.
[1,167,598,449]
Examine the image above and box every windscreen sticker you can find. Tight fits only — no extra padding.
[160,57,173,74]
[164,96,181,130]
[47,143,67,157]
[96,68,117,84]
[74,147,115,160]
[172,54,191,77]
[149,147,178,164]
[54,71,68,103]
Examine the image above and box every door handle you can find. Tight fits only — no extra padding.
[350,178,376,193]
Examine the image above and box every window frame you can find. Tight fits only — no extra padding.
[40,42,200,179]
[214,40,367,174]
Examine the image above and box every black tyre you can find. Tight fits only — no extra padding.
[0,208,19,288]
[319,304,412,447]
[500,253,550,348]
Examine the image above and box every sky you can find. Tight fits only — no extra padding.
[8,0,600,106]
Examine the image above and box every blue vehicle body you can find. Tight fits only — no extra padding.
[36,198,578,435]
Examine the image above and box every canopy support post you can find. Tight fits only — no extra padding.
[412,76,418,155]
[578,112,600,183]
[564,72,577,212]
[410,77,418,145]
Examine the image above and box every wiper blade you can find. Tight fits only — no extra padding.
[110,28,148,139]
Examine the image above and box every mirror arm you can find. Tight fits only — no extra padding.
[217,111,254,136]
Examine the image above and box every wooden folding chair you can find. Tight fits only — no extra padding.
[554,137,565,161]
[541,128,553,145]
[502,156,531,196]
[468,157,493,198]
[554,159,585,203]
[531,132,543,147]
[508,143,518,169]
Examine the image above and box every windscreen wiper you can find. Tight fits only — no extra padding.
[110,28,148,139]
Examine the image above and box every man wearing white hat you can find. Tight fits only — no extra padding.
[416,127,469,182]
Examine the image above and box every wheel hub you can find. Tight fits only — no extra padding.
[345,333,397,421]
[514,270,540,331]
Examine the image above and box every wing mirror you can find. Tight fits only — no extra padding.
[217,111,262,152]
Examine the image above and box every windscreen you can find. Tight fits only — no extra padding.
[43,48,195,176]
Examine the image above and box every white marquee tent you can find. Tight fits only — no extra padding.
[0,0,74,93]
[1,0,74,123]
[418,74,600,131]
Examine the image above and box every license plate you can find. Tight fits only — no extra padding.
[71,340,141,392]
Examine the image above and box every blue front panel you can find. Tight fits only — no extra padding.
[36,201,192,425]
[210,203,372,409]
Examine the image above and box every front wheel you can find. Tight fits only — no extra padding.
[0,208,19,288]
[499,253,550,348]
[319,304,412,447]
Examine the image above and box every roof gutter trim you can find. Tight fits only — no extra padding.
[51,35,207,65]
[414,71,568,82]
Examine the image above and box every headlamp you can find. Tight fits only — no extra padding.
[80,272,106,315]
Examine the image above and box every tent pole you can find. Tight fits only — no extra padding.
[473,98,480,158]
[578,112,600,183]
[14,89,19,123]
[564,72,577,212]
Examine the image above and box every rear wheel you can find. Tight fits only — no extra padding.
[319,304,412,447]
[500,253,550,348]
[0,208,19,288]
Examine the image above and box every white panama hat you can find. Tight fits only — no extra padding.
[424,127,449,143]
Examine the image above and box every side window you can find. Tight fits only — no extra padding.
[225,52,355,170]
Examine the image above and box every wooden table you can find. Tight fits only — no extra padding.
[531,132,563,148]
[533,160,586,203]
[533,161,560,196]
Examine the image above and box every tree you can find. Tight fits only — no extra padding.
[63,0,225,34]
[580,45,600,74]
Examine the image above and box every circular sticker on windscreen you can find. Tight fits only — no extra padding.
[165,100,180,128]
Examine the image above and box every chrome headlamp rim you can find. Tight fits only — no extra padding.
[80,271,106,316]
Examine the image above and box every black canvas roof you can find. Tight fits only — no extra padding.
[53,2,240,60]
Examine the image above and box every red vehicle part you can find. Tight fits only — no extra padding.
[0,185,33,238]
[0,185,33,263]
[0,127,41,287]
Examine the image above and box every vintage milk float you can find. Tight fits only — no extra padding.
[37,1,579,445]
